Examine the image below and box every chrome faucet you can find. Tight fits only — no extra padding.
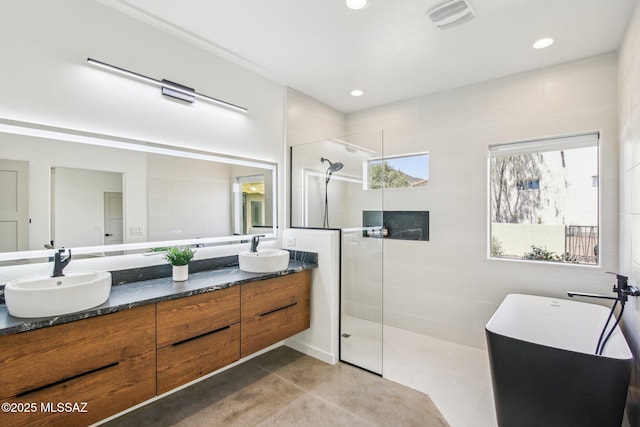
[51,249,71,277]
[250,235,260,252]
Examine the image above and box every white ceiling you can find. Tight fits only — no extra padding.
[98,0,636,113]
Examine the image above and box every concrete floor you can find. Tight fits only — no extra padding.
[341,316,496,426]
[102,346,448,426]
[384,325,496,427]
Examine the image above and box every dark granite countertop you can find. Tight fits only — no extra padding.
[0,255,317,337]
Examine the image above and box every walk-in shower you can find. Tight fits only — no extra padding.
[321,157,344,228]
[290,131,384,374]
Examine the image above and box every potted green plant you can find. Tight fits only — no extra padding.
[164,246,195,281]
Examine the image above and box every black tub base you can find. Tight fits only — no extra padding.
[486,330,631,427]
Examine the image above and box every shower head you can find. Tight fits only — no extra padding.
[321,157,344,173]
[321,157,344,228]
[330,162,344,173]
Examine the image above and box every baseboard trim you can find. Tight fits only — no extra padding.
[285,338,337,365]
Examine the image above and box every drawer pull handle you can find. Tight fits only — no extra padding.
[171,325,232,347]
[16,362,119,397]
[260,302,297,317]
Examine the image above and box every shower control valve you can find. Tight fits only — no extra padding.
[606,272,640,301]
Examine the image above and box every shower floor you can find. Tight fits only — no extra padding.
[341,315,497,427]
[340,315,383,373]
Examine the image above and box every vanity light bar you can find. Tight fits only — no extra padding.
[0,235,271,262]
[87,58,247,113]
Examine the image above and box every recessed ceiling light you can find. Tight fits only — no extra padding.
[346,0,369,10]
[533,38,554,49]
[350,89,364,97]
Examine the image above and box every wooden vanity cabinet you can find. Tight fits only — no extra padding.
[0,270,312,425]
[0,305,156,427]
[241,270,311,357]
[156,286,241,394]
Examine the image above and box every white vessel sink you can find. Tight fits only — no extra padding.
[239,249,290,273]
[4,271,111,318]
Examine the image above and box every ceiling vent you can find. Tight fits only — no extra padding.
[427,0,475,30]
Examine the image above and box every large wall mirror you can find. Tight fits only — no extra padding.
[0,119,276,265]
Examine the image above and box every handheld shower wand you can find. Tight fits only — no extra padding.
[321,157,344,228]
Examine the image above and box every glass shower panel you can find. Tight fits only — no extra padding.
[341,227,383,373]
[289,131,384,374]
[337,131,383,374]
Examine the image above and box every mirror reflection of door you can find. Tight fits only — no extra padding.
[0,159,29,252]
[251,201,262,226]
[234,174,265,235]
[104,192,123,245]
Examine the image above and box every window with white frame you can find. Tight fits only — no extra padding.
[488,133,599,265]
[365,152,429,190]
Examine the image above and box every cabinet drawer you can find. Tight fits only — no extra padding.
[241,271,311,318]
[157,323,240,394]
[157,286,240,348]
[241,271,311,357]
[0,304,155,400]
[2,350,156,427]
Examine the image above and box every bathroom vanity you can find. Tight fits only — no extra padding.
[0,259,314,426]
[1,304,157,426]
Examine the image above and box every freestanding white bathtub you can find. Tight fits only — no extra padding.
[486,294,632,427]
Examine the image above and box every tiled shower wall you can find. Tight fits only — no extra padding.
[347,52,620,348]
[619,1,640,422]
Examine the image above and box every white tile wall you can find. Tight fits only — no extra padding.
[619,3,640,423]
[347,52,620,349]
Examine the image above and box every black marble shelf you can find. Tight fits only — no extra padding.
[0,251,318,337]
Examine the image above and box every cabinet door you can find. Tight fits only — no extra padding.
[241,271,311,357]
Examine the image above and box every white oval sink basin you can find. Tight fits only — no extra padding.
[239,249,290,273]
[4,271,111,318]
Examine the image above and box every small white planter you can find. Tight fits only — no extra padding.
[172,265,189,282]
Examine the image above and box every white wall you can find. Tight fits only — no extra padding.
[53,167,122,248]
[283,228,341,364]
[147,154,231,241]
[0,0,285,278]
[283,91,348,364]
[347,52,619,348]
[286,88,347,228]
[0,1,284,163]
[286,88,346,147]
[618,1,640,423]
[290,141,374,228]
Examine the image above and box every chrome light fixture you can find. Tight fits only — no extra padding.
[87,58,247,113]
